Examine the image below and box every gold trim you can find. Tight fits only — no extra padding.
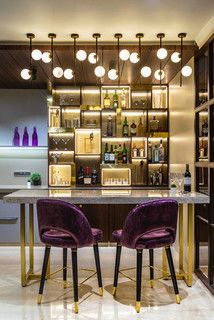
[20,204,26,287]
[135,301,141,313]
[112,286,117,296]
[186,204,194,287]
[63,280,67,289]
[37,294,42,304]
[176,294,181,304]
[179,204,184,274]
[150,279,154,288]
[99,287,103,296]
[29,204,34,273]
[74,302,78,314]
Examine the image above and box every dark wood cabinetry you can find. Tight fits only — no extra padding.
[195,34,214,294]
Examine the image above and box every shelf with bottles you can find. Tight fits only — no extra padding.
[52,87,81,106]
[121,110,147,137]
[76,158,100,186]
[101,86,130,110]
[148,163,168,187]
[49,150,74,165]
[147,137,167,164]
[48,132,75,151]
[49,164,76,187]
[101,168,131,186]
[148,110,168,133]
[152,85,168,109]
[75,128,101,155]
[198,137,208,161]
[49,106,61,128]
[102,140,130,165]
[131,86,152,109]
[131,137,147,159]
[80,110,101,129]
[61,106,81,131]
[101,111,117,137]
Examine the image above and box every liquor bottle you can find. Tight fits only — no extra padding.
[150,116,159,132]
[84,166,91,185]
[104,90,111,109]
[122,117,129,136]
[32,127,38,146]
[13,127,20,146]
[122,143,128,164]
[104,143,109,163]
[184,164,191,192]
[113,90,119,109]
[158,167,163,185]
[199,141,205,158]
[137,118,143,136]
[109,145,115,164]
[114,145,118,164]
[91,167,98,185]
[107,115,113,136]
[22,127,29,146]
[153,145,159,163]
[139,144,145,158]
[132,143,138,158]
[77,166,84,185]
[121,88,127,109]
[148,140,153,163]
[159,139,165,163]
[118,144,123,163]
[54,109,60,127]
[130,120,137,136]
[201,119,208,137]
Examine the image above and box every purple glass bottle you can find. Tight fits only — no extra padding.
[32,127,38,147]
[22,127,29,146]
[13,127,20,146]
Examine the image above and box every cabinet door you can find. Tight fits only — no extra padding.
[81,204,109,242]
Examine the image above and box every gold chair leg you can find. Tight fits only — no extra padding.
[20,204,27,287]
[74,302,78,314]
[136,301,141,313]
[99,287,103,296]
[150,279,154,288]
[112,286,117,296]
[38,294,42,304]
[176,294,181,304]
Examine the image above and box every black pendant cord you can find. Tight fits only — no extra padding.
[95,36,98,64]
[138,37,141,59]
[117,37,120,86]
[74,37,77,86]
[159,36,162,86]
[180,36,183,87]
[29,36,33,88]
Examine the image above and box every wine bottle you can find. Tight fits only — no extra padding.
[123,117,129,136]
[22,127,29,146]
[109,145,115,164]
[113,90,119,109]
[122,143,128,164]
[137,118,143,136]
[130,120,137,136]
[104,143,109,163]
[32,127,38,147]
[13,127,20,146]
[148,140,153,163]
[84,166,91,185]
[159,139,165,163]
[104,90,111,109]
[77,166,84,185]
[107,115,113,136]
[184,164,191,192]
[114,145,118,164]
[91,167,98,185]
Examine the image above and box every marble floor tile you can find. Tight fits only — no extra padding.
[0,246,213,320]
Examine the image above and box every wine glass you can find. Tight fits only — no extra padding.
[176,173,183,194]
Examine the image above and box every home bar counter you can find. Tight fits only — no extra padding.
[3,188,209,288]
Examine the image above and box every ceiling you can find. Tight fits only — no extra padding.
[0,0,213,43]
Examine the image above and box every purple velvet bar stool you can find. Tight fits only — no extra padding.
[112,199,180,313]
[37,199,103,314]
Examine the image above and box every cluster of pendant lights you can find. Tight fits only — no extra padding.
[20,32,192,82]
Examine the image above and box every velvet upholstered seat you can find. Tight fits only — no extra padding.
[112,199,180,313]
[37,199,103,314]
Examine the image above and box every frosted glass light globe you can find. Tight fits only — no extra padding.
[157,48,168,60]
[76,50,87,61]
[154,69,165,80]
[171,52,181,63]
[88,52,99,64]
[119,49,130,61]
[94,66,105,77]
[108,69,118,80]
[130,52,140,63]
[64,69,74,80]
[141,66,152,78]
[20,68,31,80]
[181,65,192,77]
[42,52,51,63]
[31,49,42,61]
[53,67,63,78]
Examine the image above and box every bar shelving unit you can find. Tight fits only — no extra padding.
[47,84,169,188]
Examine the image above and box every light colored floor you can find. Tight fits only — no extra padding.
[0,246,213,320]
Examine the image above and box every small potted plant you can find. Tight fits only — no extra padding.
[170,183,177,194]
[30,172,42,186]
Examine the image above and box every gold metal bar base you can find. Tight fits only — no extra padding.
[176,294,181,304]
[99,287,103,296]
[74,302,78,314]
[63,280,67,289]
[112,286,117,296]
[37,294,42,304]
[135,301,141,313]
[150,279,154,288]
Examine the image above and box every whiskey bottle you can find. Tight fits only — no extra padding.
[201,119,208,137]
[148,140,153,163]
[84,166,92,185]
[109,145,115,164]
[91,167,98,185]
[122,143,128,163]
[113,90,119,109]
[107,115,113,136]
[137,118,144,136]
[118,144,123,163]
[150,116,159,132]
[104,90,111,109]
[104,143,109,163]
[159,139,165,163]
[114,145,118,164]
[139,144,145,158]
[130,120,137,136]
[184,164,191,192]
[153,145,159,163]
[123,117,129,136]
[77,166,84,185]
[132,143,138,158]
[199,141,205,158]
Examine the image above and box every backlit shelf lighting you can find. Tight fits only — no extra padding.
[82,89,100,94]
[122,111,146,116]
[49,150,74,154]
[62,109,80,114]
[83,111,101,116]
[102,137,130,142]
[148,111,167,116]
[53,89,80,94]
[132,92,151,97]
[75,154,100,158]
[49,133,75,137]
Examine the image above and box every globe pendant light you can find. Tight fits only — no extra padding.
[114,33,122,85]
[20,33,36,80]
[119,49,130,61]
[157,33,168,59]
[154,69,165,81]
[76,49,87,61]
[141,66,152,78]
[171,52,181,63]
[181,65,192,77]
[32,49,42,61]
[88,52,99,64]
[64,68,73,80]
[108,68,118,80]
[130,33,143,64]
[93,33,105,78]
[42,52,52,63]
[53,66,63,78]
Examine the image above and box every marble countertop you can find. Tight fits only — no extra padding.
[3,189,209,205]
[0,185,48,194]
